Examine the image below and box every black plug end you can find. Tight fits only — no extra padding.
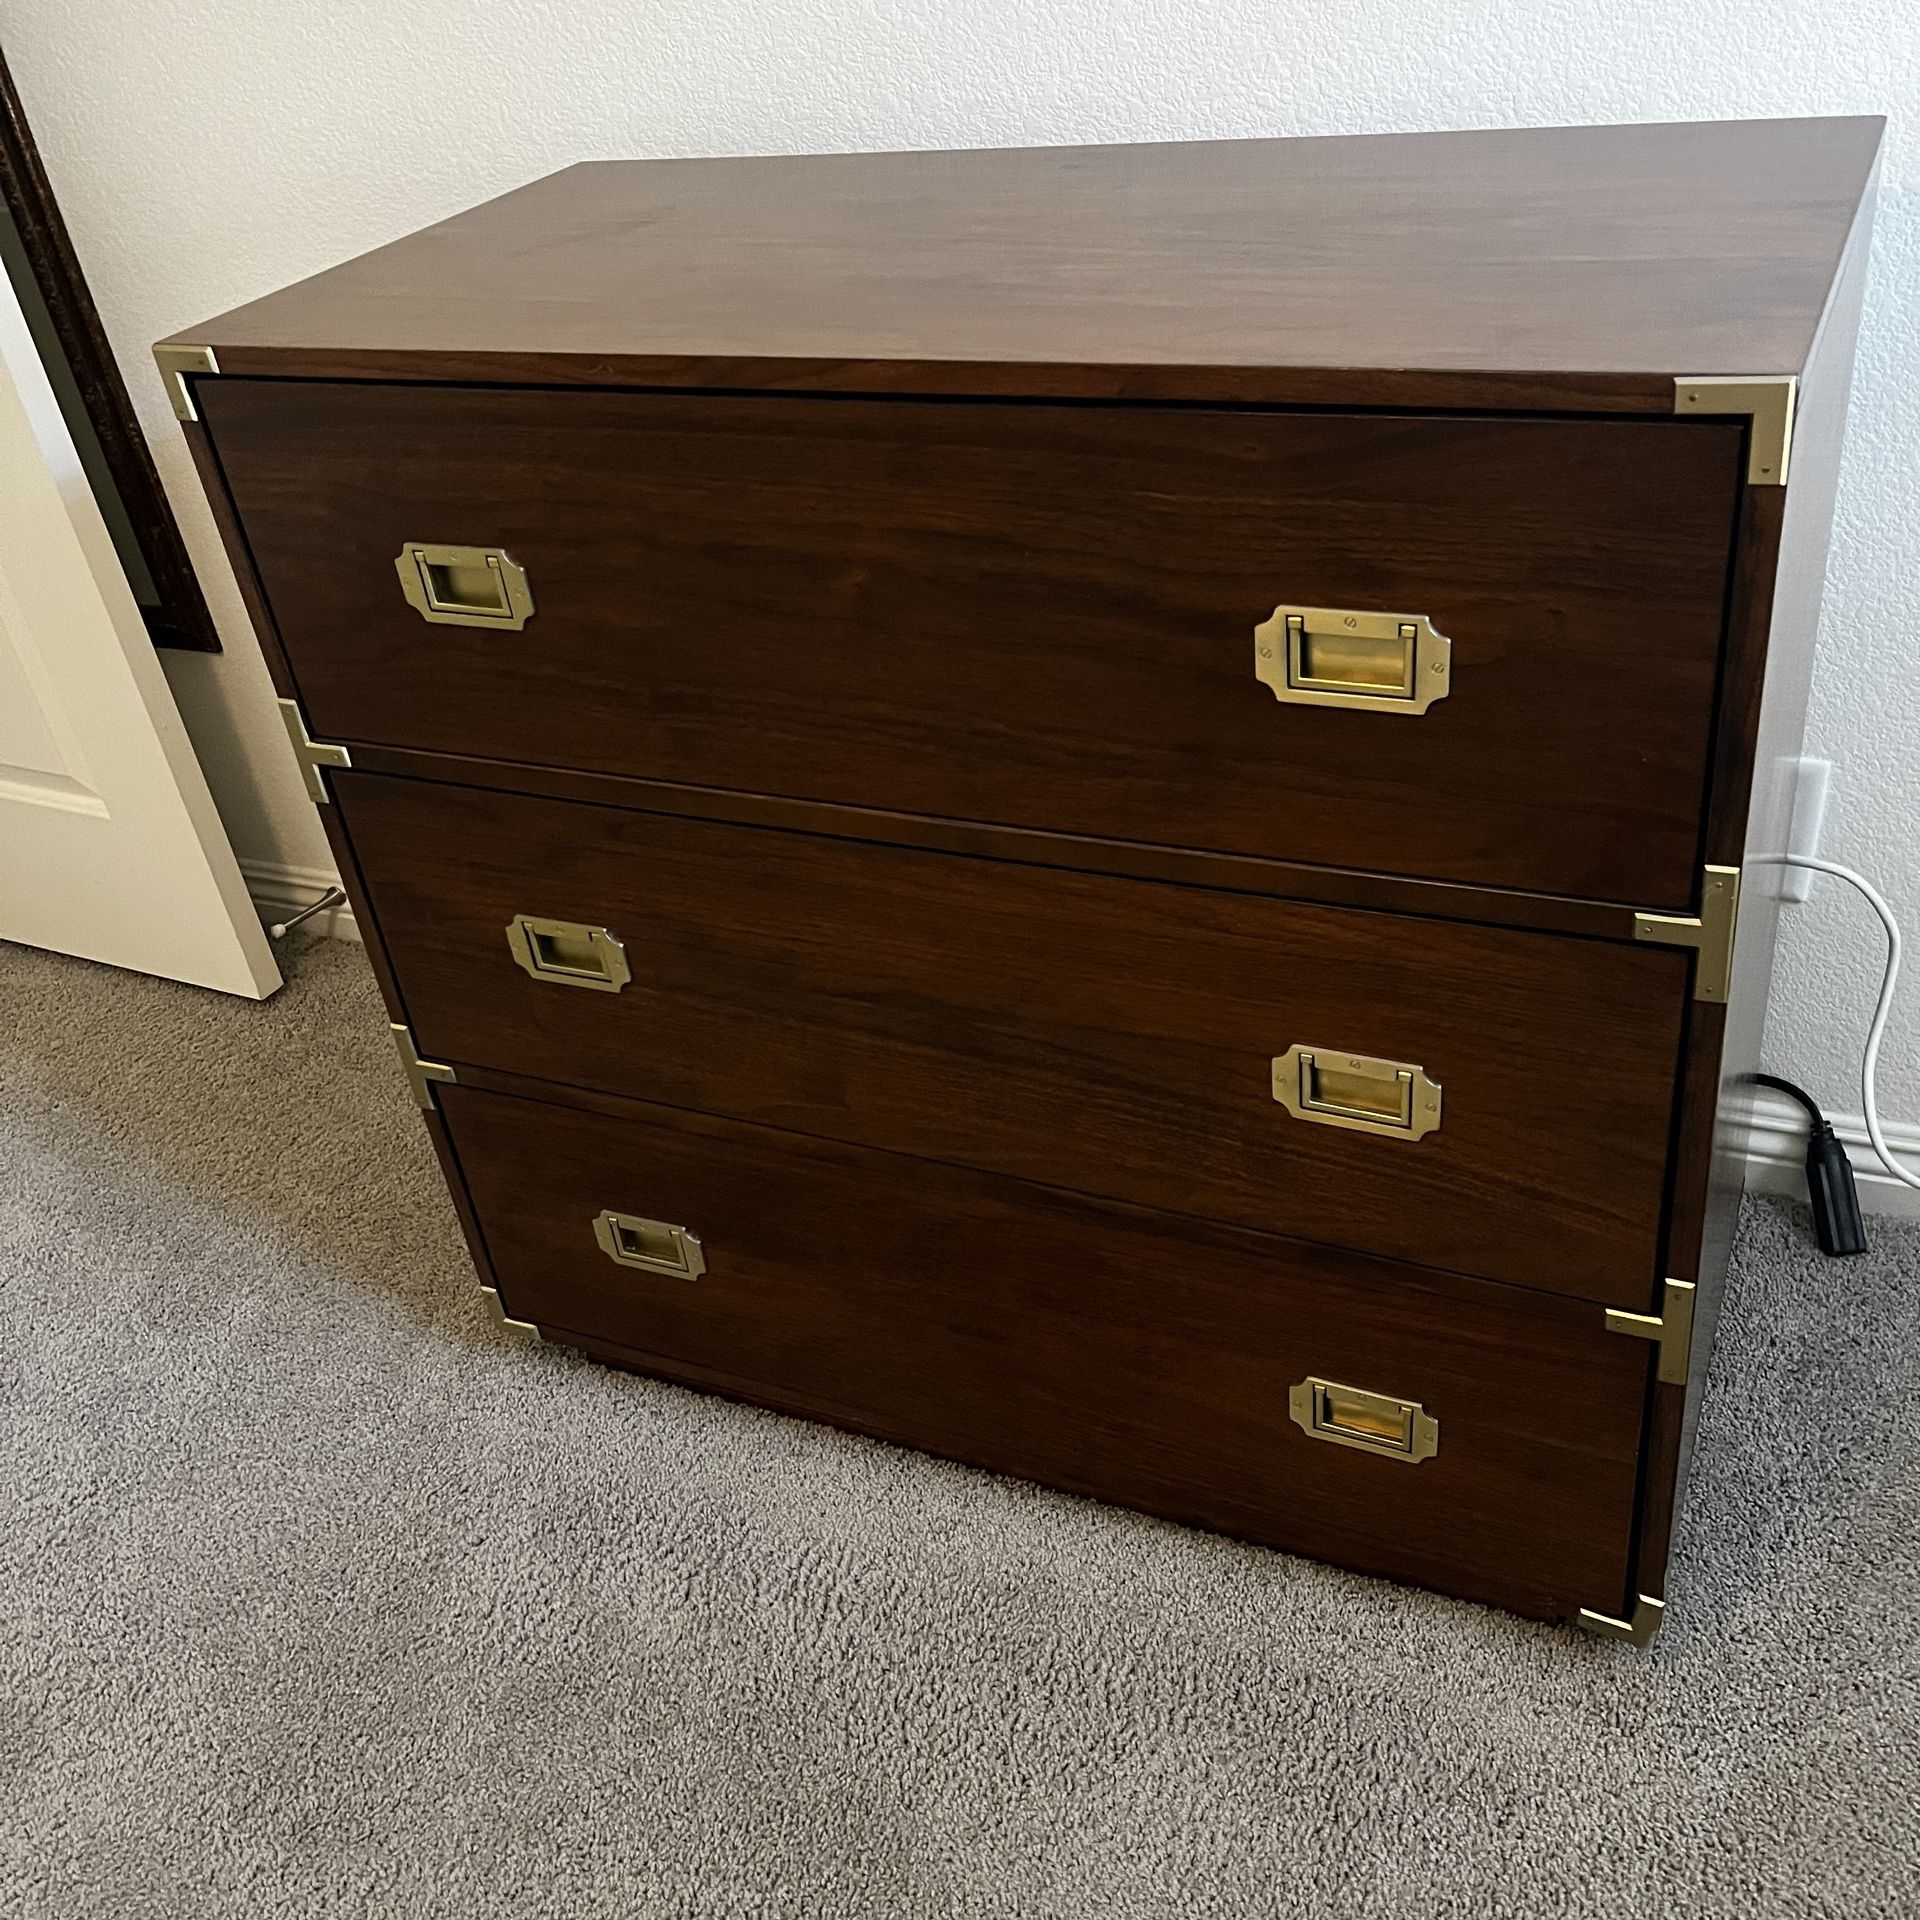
[1749,1073,1871,1258]
[1806,1121,1869,1257]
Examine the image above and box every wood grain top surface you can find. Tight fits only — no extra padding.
[167,116,1882,407]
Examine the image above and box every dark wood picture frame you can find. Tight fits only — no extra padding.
[0,42,219,650]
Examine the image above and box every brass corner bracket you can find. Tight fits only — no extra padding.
[1634,865,1740,1002]
[478,1283,541,1340]
[1673,375,1797,487]
[390,1022,456,1111]
[154,343,219,423]
[1578,1594,1666,1648]
[277,698,352,805]
[1604,1277,1698,1387]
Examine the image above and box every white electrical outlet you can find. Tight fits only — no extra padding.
[1783,757,1832,903]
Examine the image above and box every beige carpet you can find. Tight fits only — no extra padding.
[1,934,1916,1918]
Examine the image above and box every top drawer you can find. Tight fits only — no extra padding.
[203,382,1744,909]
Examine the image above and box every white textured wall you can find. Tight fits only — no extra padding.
[6,2,1916,1133]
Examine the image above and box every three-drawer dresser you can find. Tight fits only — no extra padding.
[161,116,1881,1643]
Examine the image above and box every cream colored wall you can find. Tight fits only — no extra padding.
[6,2,1915,1161]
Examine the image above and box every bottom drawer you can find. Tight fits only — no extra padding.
[439,1081,1653,1625]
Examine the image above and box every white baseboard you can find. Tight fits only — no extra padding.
[239,857,360,946]
[1727,1090,1920,1220]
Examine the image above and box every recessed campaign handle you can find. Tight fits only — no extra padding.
[1289,1376,1439,1463]
[396,542,534,629]
[1254,604,1451,714]
[505,914,630,993]
[1271,1045,1443,1140]
[593,1210,706,1281]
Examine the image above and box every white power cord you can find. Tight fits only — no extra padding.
[1774,854,1920,1191]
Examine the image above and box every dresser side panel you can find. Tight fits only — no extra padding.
[1633,170,1878,1606]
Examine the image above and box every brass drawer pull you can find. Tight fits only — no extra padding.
[593,1209,706,1280]
[396,542,534,629]
[1254,604,1451,714]
[505,914,631,992]
[1289,1376,1439,1463]
[1272,1045,1442,1140]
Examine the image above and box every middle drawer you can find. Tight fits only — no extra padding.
[338,772,1689,1305]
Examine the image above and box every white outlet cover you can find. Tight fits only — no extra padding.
[1784,757,1832,903]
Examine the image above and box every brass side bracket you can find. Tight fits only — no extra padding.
[1604,1277,1698,1387]
[1673,375,1796,486]
[154,343,219,423]
[1578,1594,1666,1647]
[390,1022,456,1111]
[478,1283,541,1340]
[277,697,352,805]
[1634,865,1740,1002]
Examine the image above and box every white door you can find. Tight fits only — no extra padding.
[0,266,277,998]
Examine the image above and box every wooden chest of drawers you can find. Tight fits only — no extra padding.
[162,116,1882,1642]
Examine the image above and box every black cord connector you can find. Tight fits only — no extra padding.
[1751,1073,1868,1257]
